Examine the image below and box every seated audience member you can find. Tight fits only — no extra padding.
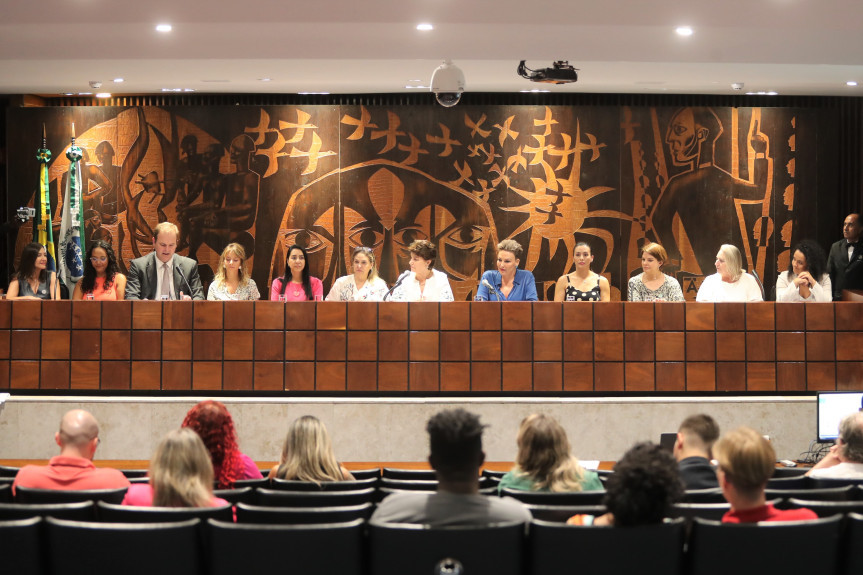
[776,239,831,302]
[72,240,127,300]
[498,413,603,493]
[807,412,863,479]
[269,415,354,482]
[207,243,260,301]
[568,443,683,526]
[13,409,129,494]
[372,409,531,526]
[696,244,763,302]
[181,400,262,489]
[713,427,816,523]
[674,414,720,490]
[123,428,229,508]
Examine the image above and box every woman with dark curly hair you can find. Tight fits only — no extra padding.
[72,240,126,300]
[181,401,262,489]
[568,442,684,526]
[776,239,831,302]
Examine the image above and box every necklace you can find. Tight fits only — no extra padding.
[290,280,303,297]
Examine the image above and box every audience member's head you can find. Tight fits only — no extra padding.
[275,415,344,483]
[604,442,684,527]
[675,414,720,461]
[713,426,774,504]
[181,400,243,489]
[428,409,486,486]
[55,409,101,460]
[149,428,215,508]
[515,413,588,492]
[836,412,863,464]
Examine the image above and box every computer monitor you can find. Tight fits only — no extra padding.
[817,391,863,442]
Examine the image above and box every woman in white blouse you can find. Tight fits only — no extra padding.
[696,244,763,302]
[776,239,831,302]
[325,246,388,301]
[389,240,454,302]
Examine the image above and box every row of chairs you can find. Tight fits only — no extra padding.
[1,514,861,575]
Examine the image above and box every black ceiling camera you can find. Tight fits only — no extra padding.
[517,61,579,84]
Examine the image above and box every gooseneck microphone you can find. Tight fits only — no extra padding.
[384,270,411,301]
[481,278,501,301]
[175,263,194,300]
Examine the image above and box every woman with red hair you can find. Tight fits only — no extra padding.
[181,400,262,488]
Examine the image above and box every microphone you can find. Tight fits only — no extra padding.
[384,270,411,301]
[481,278,501,301]
[175,263,194,300]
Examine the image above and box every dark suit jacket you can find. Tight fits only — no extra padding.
[827,239,862,300]
[125,252,204,300]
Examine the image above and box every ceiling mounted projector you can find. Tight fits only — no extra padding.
[517,60,578,84]
[430,60,465,107]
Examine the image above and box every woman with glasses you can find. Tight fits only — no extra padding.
[72,240,126,300]
[208,243,260,301]
[325,246,388,301]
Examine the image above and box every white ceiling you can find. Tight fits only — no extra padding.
[1,0,862,97]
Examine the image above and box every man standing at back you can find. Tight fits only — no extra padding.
[13,409,129,494]
[827,213,862,300]
[371,408,531,526]
[674,414,720,490]
[125,221,204,300]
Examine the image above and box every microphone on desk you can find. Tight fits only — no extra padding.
[175,265,194,300]
[481,279,501,301]
[383,270,411,301]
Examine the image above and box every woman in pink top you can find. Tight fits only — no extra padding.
[72,240,126,300]
[122,428,229,508]
[271,244,323,301]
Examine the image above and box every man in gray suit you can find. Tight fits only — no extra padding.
[125,221,204,300]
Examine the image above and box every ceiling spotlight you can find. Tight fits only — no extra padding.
[416,23,434,31]
[259,78,272,82]
[520,89,550,93]
[676,26,693,36]
[847,81,859,87]
[155,23,172,33]
[95,93,112,99]
[298,91,330,95]
[113,78,124,83]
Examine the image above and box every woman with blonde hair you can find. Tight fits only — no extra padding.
[207,242,260,300]
[122,428,229,507]
[325,247,388,301]
[498,414,603,493]
[269,415,354,483]
[696,244,763,302]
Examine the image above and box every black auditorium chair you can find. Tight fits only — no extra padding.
[0,464,20,478]
[235,502,374,524]
[213,486,255,506]
[97,501,233,523]
[120,469,148,479]
[381,468,437,481]
[0,500,96,521]
[765,475,808,489]
[0,517,43,575]
[526,504,606,522]
[687,515,842,575]
[270,477,378,491]
[368,520,525,575]
[530,517,685,575]
[256,487,375,507]
[765,485,856,505]
[206,518,364,575]
[807,477,863,489]
[481,469,506,480]
[346,468,381,481]
[771,466,808,478]
[0,482,11,503]
[15,486,128,504]
[230,478,270,489]
[787,498,863,518]
[500,487,606,506]
[672,502,731,522]
[683,488,728,504]
[379,478,438,491]
[45,517,200,575]
[845,513,863,575]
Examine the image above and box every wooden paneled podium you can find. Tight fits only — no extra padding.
[0,301,860,393]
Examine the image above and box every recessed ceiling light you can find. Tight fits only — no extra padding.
[259,78,272,82]
[520,89,550,93]
[298,91,330,95]
[62,93,74,96]
[416,23,434,31]
[675,26,693,36]
[155,23,172,33]
[183,88,195,92]
[113,78,124,83]
[161,88,183,92]
[95,93,112,99]
[847,81,858,87]
[745,91,778,96]
[77,92,93,96]
[405,85,430,89]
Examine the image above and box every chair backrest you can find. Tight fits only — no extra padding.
[270,477,378,491]
[0,517,43,575]
[526,504,606,522]
[0,482,11,503]
[672,502,731,522]
[530,517,685,575]
[381,467,437,480]
[765,475,808,489]
[346,468,381,481]
[687,515,842,575]
[765,485,855,504]
[481,469,507,479]
[771,466,809,478]
[15,486,128,504]
[256,487,375,507]
[235,502,374,524]
[0,500,96,521]
[368,520,525,575]
[97,501,233,523]
[750,269,766,300]
[206,518,364,575]
[844,513,863,575]
[0,465,20,478]
[807,477,863,489]
[45,516,200,575]
[229,478,270,489]
[120,469,148,479]
[380,478,439,491]
[684,488,727,504]
[500,487,606,506]
[213,486,255,506]
[787,498,863,518]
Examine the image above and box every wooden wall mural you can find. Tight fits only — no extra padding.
[6,105,812,300]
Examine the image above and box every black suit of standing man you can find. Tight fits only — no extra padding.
[827,213,863,300]
[125,222,204,300]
